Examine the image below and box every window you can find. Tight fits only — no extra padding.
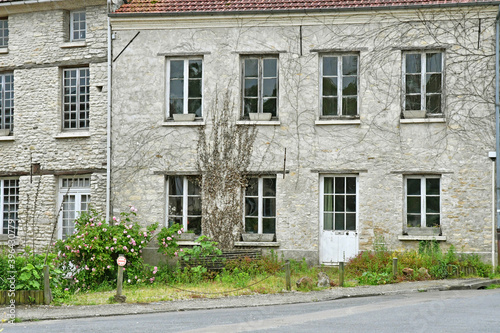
[405,176,440,228]
[166,176,201,234]
[63,67,90,129]
[242,56,278,118]
[166,58,203,118]
[403,52,443,115]
[321,176,357,231]
[1,179,19,235]
[0,73,13,132]
[0,18,8,48]
[321,55,359,117]
[244,177,276,234]
[70,10,86,41]
[58,177,91,239]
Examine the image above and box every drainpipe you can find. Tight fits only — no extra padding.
[495,5,500,268]
[106,0,112,224]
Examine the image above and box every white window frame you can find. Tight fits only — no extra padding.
[0,72,14,132]
[165,176,202,234]
[57,176,91,239]
[402,51,444,115]
[165,57,203,118]
[241,56,279,118]
[404,175,441,228]
[319,175,358,231]
[0,18,8,48]
[244,176,276,234]
[320,54,359,117]
[70,10,86,42]
[1,178,19,235]
[62,67,90,130]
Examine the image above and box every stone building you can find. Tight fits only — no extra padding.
[109,0,500,265]
[0,0,108,250]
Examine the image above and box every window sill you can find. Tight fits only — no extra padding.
[400,118,445,124]
[236,120,281,126]
[398,235,447,241]
[0,136,14,141]
[54,131,91,139]
[0,234,19,245]
[161,121,205,127]
[315,119,361,125]
[234,241,281,247]
[176,241,198,246]
[60,41,87,48]
[0,48,8,54]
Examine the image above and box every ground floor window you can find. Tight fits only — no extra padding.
[58,176,91,239]
[244,176,276,234]
[321,176,357,231]
[405,176,440,228]
[166,176,201,235]
[1,178,19,235]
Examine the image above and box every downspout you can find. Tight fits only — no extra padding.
[495,5,500,268]
[106,0,112,224]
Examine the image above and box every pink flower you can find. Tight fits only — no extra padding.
[124,230,127,234]
[107,265,111,269]
[64,288,69,291]
[90,223,94,227]
[174,251,178,256]
[177,230,182,235]
[181,228,184,232]
[90,218,94,222]
[167,237,172,241]
[98,222,102,226]
[127,235,131,238]
[110,247,114,251]
[85,265,89,270]
[180,248,183,252]
[103,228,107,232]
[123,246,127,250]
[106,246,109,250]
[92,268,96,272]
[131,249,134,252]
[113,216,117,221]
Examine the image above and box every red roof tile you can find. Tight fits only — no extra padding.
[115,0,500,14]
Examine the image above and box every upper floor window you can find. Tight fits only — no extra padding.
[166,176,202,235]
[63,67,90,130]
[1,178,19,236]
[70,10,86,41]
[242,56,278,119]
[244,177,276,234]
[321,55,359,117]
[403,52,443,116]
[58,177,91,239]
[166,58,203,118]
[0,18,8,48]
[405,176,440,228]
[0,73,13,133]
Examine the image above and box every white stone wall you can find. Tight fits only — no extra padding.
[110,7,497,263]
[0,1,108,253]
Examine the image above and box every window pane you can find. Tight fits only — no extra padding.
[334,177,344,194]
[334,195,345,212]
[426,214,440,227]
[334,213,345,230]
[170,99,183,115]
[346,195,356,212]
[263,178,276,196]
[244,98,257,115]
[170,60,184,79]
[263,58,277,77]
[188,99,202,116]
[426,197,439,214]
[324,213,333,230]
[342,77,357,96]
[188,179,200,195]
[168,197,183,216]
[346,177,356,194]
[245,197,258,216]
[405,54,421,73]
[188,79,202,98]
[407,197,421,214]
[426,53,442,73]
[188,197,202,215]
[169,176,183,195]
[322,97,338,116]
[323,77,338,96]
[246,178,258,196]
[405,95,421,111]
[407,179,421,195]
[342,56,357,76]
[245,217,258,233]
[407,214,421,227]
[406,75,421,94]
[426,178,440,195]
[188,60,202,79]
[244,59,258,77]
[426,74,441,93]
[323,57,338,76]
[187,216,202,235]
[244,79,258,97]
[263,198,275,217]
[342,97,357,116]
[324,178,334,194]
[263,98,277,116]
[324,195,333,212]
[170,80,184,98]
[263,78,277,97]
[426,95,441,114]
[346,213,356,230]
[263,218,276,234]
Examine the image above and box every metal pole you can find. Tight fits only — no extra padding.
[393,258,398,279]
[285,260,291,291]
[339,262,344,287]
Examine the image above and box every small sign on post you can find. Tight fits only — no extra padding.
[114,254,127,303]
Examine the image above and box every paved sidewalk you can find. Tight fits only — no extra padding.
[13,278,500,322]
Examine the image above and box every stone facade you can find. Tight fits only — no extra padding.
[109,4,499,265]
[0,0,108,252]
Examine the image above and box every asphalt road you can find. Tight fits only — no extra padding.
[5,289,500,332]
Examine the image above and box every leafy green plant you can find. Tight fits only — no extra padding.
[178,235,222,263]
[357,271,392,285]
[215,268,251,288]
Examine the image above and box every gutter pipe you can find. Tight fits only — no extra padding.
[106,0,112,223]
[495,5,500,267]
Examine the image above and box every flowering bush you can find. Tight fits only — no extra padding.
[156,223,184,257]
[54,207,158,291]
